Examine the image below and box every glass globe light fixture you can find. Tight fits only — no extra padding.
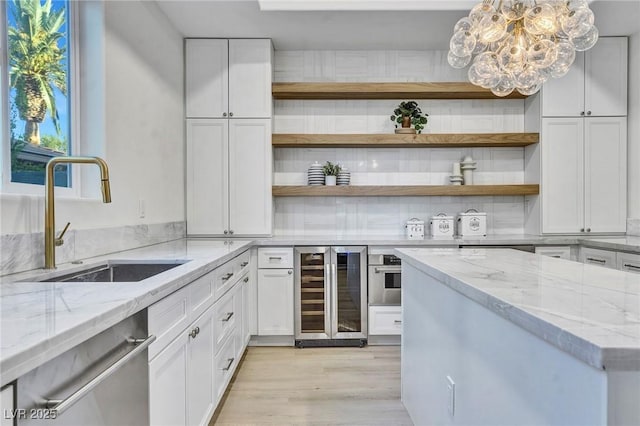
[448,0,598,96]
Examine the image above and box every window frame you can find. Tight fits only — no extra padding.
[0,0,81,198]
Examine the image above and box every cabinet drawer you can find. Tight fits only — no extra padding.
[234,250,251,277]
[215,261,237,299]
[214,332,237,404]
[617,252,640,274]
[580,247,617,269]
[148,286,190,360]
[258,247,293,269]
[190,269,216,321]
[369,306,402,336]
[535,246,571,260]
[214,291,237,349]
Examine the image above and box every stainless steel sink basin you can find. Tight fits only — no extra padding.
[38,260,189,283]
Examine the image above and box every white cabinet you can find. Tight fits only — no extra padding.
[541,37,627,117]
[617,252,640,274]
[580,247,617,269]
[257,268,294,335]
[369,306,402,336]
[535,246,572,260]
[241,274,252,346]
[540,117,626,234]
[186,39,272,119]
[149,333,189,426]
[186,119,272,236]
[186,307,215,426]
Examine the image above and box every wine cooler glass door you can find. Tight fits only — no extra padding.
[295,247,331,339]
[331,246,368,339]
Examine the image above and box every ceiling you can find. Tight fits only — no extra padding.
[155,0,640,50]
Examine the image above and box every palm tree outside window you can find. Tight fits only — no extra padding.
[4,0,73,188]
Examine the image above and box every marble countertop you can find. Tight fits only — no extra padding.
[0,239,252,386]
[396,247,640,371]
[580,236,640,254]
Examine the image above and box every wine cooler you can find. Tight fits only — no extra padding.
[294,246,367,347]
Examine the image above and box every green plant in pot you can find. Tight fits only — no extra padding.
[322,161,341,186]
[390,101,429,134]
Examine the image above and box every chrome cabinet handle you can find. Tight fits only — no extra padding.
[189,329,198,338]
[288,270,293,275]
[229,230,234,235]
[586,257,606,264]
[222,112,227,117]
[269,256,282,260]
[222,272,234,281]
[222,312,234,322]
[580,111,585,116]
[374,266,401,274]
[623,264,640,271]
[587,228,591,232]
[241,261,249,267]
[224,230,228,235]
[229,112,234,117]
[580,228,585,232]
[222,357,235,371]
[587,111,592,116]
[394,320,402,324]
[243,276,249,283]
[45,335,156,416]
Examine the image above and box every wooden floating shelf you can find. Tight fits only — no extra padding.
[272,133,539,148]
[273,185,539,197]
[272,82,527,100]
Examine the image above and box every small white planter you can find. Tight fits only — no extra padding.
[325,176,337,186]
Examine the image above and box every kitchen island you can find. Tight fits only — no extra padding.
[396,248,640,426]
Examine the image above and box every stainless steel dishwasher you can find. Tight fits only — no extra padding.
[14,310,154,426]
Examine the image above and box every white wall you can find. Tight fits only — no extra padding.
[273,50,527,236]
[0,1,184,235]
[628,31,640,219]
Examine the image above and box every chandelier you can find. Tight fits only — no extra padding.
[447,0,599,96]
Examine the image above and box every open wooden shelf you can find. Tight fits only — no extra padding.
[272,185,539,197]
[272,133,539,148]
[272,82,527,100]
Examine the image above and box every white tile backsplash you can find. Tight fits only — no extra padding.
[273,49,528,236]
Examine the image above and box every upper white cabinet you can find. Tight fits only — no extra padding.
[541,37,628,117]
[186,39,272,119]
[186,119,272,236]
[541,117,627,234]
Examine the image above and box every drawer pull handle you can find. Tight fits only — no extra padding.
[394,320,402,324]
[586,257,606,264]
[45,335,156,416]
[222,312,234,322]
[374,266,401,274]
[189,328,199,338]
[241,261,249,267]
[269,256,282,260]
[222,357,235,371]
[623,263,640,271]
[222,272,234,281]
[243,276,249,283]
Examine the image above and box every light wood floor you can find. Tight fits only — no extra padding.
[212,346,413,425]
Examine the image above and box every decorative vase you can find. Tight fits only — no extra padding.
[325,175,337,186]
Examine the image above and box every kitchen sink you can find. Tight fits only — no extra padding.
[37,260,190,283]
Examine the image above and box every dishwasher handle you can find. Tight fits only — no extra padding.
[45,334,156,416]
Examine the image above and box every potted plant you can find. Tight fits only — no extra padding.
[390,101,429,134]
[322,161,341,186]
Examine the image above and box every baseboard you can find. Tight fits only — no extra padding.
[249,335,294,346]
[368,335,401,345]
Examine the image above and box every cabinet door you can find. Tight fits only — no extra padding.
[186,39,228,118]
[242,275,252,346]
[580,247,617,269]
[187,306,215,426]
[584,117,627,233]
[233,282,246,358]
[585,37,628,117]
[541,52,585,117]
[617,252,640,274]
[541,118,584,233]
[257,269,294,335]
[228,119,272,235]
[149,334,189,426]
[186,119,229,235]
[228,39,272,118]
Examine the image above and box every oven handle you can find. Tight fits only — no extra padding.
[373,266,402,274]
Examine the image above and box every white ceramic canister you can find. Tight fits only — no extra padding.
[429,213,454,239]
[456,209,487,237]
[405,218,425,240]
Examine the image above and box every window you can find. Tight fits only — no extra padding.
[2,0,76,192]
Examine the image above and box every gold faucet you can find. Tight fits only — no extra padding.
[44,156,112,269]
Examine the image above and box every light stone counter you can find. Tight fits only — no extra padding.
[396,247,640,371]
[580,236,640,254]
[0,239,252,386]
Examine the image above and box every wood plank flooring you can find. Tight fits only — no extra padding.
[211,346,412,425]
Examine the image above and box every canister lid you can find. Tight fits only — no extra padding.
[458,209,486,217]
[430,213,453,220]
[406,217,424,225]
